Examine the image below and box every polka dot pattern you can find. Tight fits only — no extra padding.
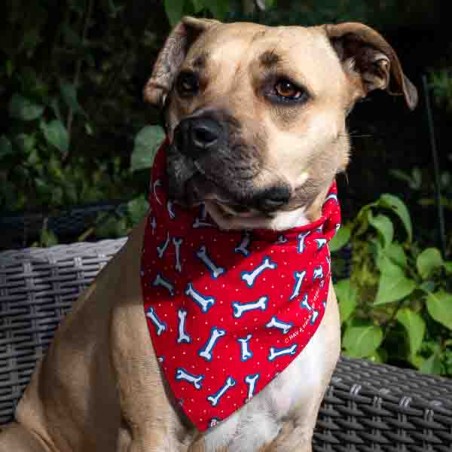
[141,143,341,432]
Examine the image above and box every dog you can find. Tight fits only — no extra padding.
[0,17,417,452]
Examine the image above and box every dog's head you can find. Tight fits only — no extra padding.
[144,18,417,230]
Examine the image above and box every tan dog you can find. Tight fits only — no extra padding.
[0,18,416,452]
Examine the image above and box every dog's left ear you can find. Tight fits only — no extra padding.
[325,22,418,110]
[144,16,220,107]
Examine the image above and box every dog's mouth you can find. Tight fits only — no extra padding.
[166,144,292,218]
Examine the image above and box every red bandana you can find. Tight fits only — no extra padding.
[141,142,341,432]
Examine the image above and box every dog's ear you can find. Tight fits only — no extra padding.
[325,22,418,110]
[144,16,219,107]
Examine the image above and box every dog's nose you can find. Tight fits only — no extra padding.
[255,185,291,212]
[175,117,223,156]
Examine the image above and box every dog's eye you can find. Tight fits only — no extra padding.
[273,79,304,100]
[176,71,199,97]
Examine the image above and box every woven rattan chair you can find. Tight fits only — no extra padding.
[1,239,451,451]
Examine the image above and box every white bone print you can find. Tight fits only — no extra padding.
[297,231,310,253]
[145,306,167,336]
[241,256,277,287]
[199,327,226,361]
[175,368,204,389]
[234,232,251,256]
[196,245,225,279]
[265,316,293,334]
[244,373,259,400]
[152,273,174,296]
[268,344,297,361]
[185,283,215,312]
[172,237,183,273]
[207,376,236,406]
[177,308,190,343]
[289,270,306,301]
[232,296,268,318]
[156,232,170,258]
[237,334,253,361]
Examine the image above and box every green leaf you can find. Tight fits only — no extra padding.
[396,308,425,358]
[426,291,452,330]
[0,136,13,158]
[420,350,442,375]
[329,224,351,252]
[368,213,394,248]
[445,261,452,273]
[127,196,149,225]
[192,0,205,11]
[131,125,165,172]
[378,194,412,242]
[40,120,69,153]
[208,0,230,19]
[164,0,185,26]
[385,243,407,268]
[59,81,82,114]
[374,267,416,305]
[334,279,358,323]
[416,248,443,279]
[9,93,44,121]
[343,323,383,358]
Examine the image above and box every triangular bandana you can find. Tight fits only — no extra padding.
[140,141,341,431]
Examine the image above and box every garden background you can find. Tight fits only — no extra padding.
[1,0,451,376]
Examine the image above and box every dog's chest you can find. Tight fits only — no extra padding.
[203,322,327,451]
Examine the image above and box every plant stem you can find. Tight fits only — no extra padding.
[64,0,94,163]
[422,74,447,258]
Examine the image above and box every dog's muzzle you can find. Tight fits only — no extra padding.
[170,116,291,213]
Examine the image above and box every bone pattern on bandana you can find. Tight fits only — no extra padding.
[141,142,341,432]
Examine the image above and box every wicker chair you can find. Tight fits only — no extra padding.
[0,239,451,451]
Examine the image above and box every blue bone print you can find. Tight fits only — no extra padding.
[177,308,191,344]
[296,232,310,253]
[268,344,298,361]
[232,296,268,318]
[265,316,293,334]
[175,367,204,389]
[196,245,225,279]
[199,327,226,361]
[185,283,215,313]
[152,273,175,296]
[241,256,277,287]
[234,232,251,256]
[207,376,237,406]
[237,334,253,361]
[244,373,260,401]
[289,270,306,301]
[146,306,167,336]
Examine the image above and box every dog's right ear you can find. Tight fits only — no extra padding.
[144,16,219,107]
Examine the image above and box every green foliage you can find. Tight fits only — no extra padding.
[333,195,452,376]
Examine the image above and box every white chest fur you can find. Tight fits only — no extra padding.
[203,310,333,452]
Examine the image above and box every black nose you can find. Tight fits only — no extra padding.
[255,185,291,212]
[175,117,223,156]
